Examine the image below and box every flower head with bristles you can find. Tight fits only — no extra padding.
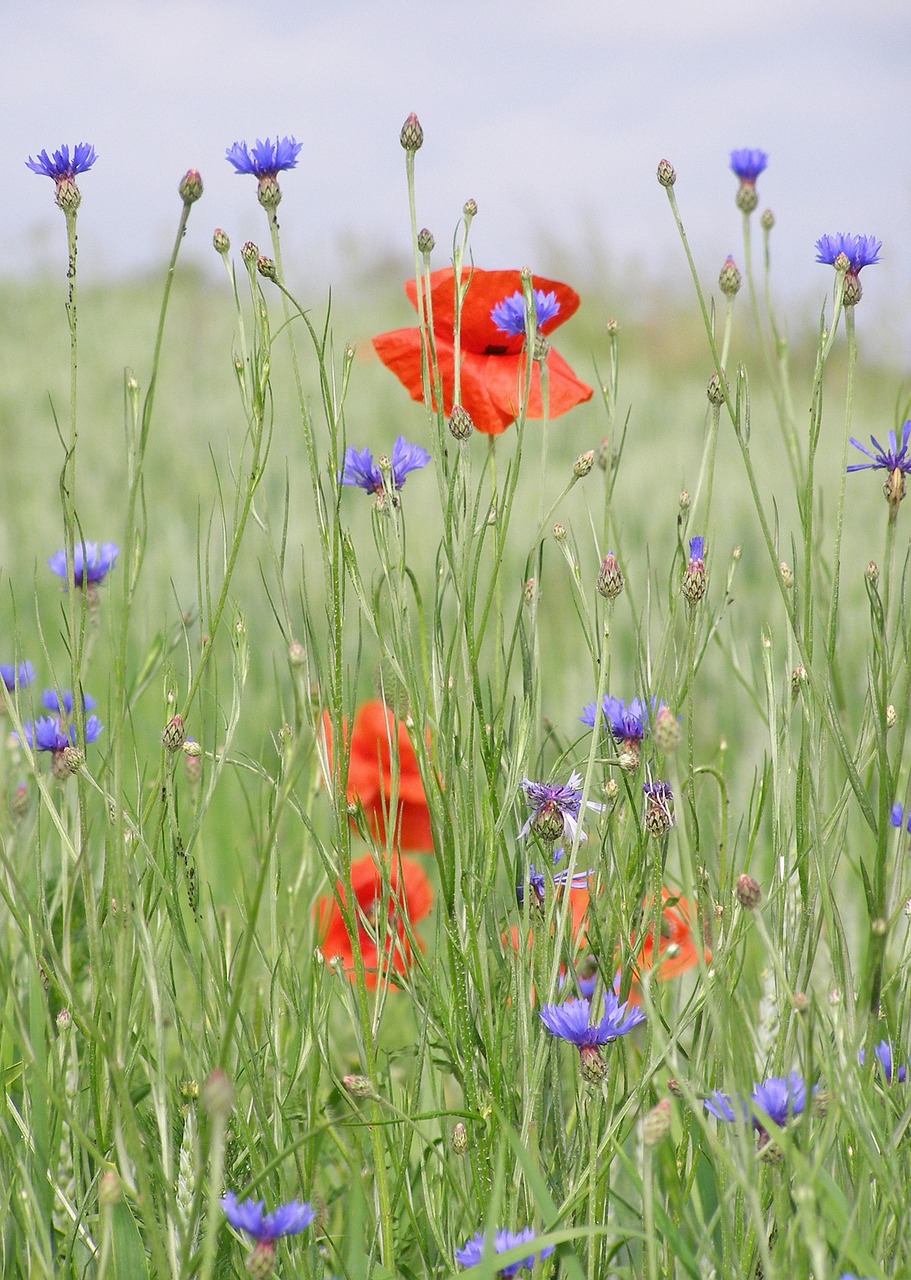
[848,421,911,509]
[26,143,97,212]
[518,771,603,844]
[815,233,881,274]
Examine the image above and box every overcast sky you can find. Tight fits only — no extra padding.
[6,0,911,344]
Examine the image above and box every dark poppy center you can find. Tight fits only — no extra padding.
[483,344,509,356]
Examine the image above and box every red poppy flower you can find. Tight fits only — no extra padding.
[316,853,433,988]
[625,888,710,1005]
[372,267,593,436]
[322,700,434,852]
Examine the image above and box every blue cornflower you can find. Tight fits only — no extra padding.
[41,689,96,715]
[729,148,768,183]
[339,436,430,498]
[48,541,119,588]
[518,847,590,909]
[21,715,104,753]
[890,800,911,834]
[490,289,561,337]
[221,1191,315,1243]
[706,1071,810,1133]
[455,1226,554,1275]
[225,137,302,178]
[859,1038,908,1084]
[688,536,705,561]
[26,143,97,180]
[519,770,603,843]
[0,662,35,692]
[580,695,650,741]
[683,535,707,603]
[540,989,645,1048]
[848,422,911,479]
[815,232,882,274]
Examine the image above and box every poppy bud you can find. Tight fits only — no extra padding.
[179,169,203,205]
[400,112,423,151]
[656,159,676,188]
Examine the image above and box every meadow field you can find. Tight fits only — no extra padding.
[0,135,908,1279]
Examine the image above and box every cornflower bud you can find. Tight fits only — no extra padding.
[656,159,676,188]
[573,450,595,478]
[62,746,84,774]
[163,714,186,752]
[603,778,619,802]
[448,405,474,441]
[417,227,434,254]
[654,705,681,754]
[179,169,203,205]
[342,1074,375,1099]
[886,704,897,729]
[552,522,566,541]
[183,739,202,785]
[641,1098,672,1146]
[400,112,424,151]
[707,373,725,407]
[523,577,537,607]
[866,561,879,584]
[760,209,775,231]
[213,228,230,255]
[643,780,674,838]
[606,317,620,336]
[451,1121,468,1154]
[682,536,707,604]
[288,640,306,667]
[256,255,277,281]
[735,874,761,909]
[679,489,690,512]
[200,1068,234,1120]
[791,665,806,696]
[779,562,794,589]
[463,197,477,218]
[597,551,624,600]
[241,241,258,269]
[532,333,550,362]
[718,256,741,298]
